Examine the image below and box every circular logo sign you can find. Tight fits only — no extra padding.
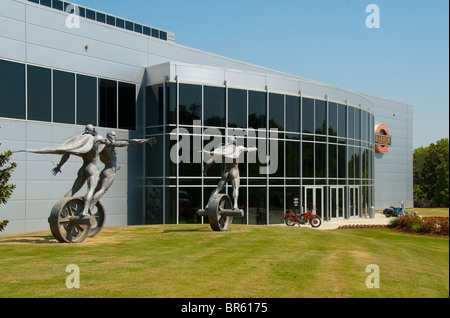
[375,124,391,153]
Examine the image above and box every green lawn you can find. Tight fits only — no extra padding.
[0,223,448,298]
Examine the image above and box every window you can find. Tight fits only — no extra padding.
[302,142,314,178]
[269,93,284,131]
[27,65,51,122]
[52,0,63,11]
[145,85,162,128]
[126,21,134,31]
[204,86,225,127]
[143,27,151,36]
[328,102,337,136]
[96,12,106,23]
[302,98,314,134]
[76,74,97,126]
[338,145,346,178]
[134,24,143,33]
[107,15,115,26]
[315,100,326,135]
[354,108,361,140]
[116,18,125,28]
[86,9,95,20]
[179,83,201,125]
[328,144,337,178]
[315,143,326,178]
[348,107,354,139]
[99,79,117,128]
[53,70,75,124]
[118,82,136,130]
[160,31,168,41]
[338,104,346,138]
[228,88,247,128]
[40,0,51,8]
[248,187,266,225]
[248,91,266,129]
[285,141,300,177]
[285,95,300,133]
[152,29,160,38]
[0,59,25,119]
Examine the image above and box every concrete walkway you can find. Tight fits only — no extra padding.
[296,212,392,230]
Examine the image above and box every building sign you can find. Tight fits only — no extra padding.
[375,123,391,153]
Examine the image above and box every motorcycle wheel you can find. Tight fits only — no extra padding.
[383,209,391,217]
[285,218,296,226]
[310,216,322,228]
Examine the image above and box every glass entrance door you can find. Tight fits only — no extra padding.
[349,186,360,218]
[330,186,345,221]
[304,186,324,220]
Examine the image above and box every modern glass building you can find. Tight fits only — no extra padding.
[0,0,413,234]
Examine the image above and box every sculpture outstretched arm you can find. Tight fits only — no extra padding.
[244,146,258,153]
[101,137,156,148]
[51,153,70,175]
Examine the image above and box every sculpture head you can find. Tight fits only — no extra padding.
[106,131,117,142]
[84,124,97,136]
[227,136,237,146]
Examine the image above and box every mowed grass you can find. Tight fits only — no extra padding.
[0,224,448,298]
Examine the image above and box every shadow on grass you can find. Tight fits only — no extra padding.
[162,227,210,234]
[0,235,58,244]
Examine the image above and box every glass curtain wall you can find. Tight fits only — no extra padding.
[144,81,375,225]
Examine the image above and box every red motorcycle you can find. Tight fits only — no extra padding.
[284,211,322,228]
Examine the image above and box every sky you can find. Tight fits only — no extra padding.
[71,0,449,149]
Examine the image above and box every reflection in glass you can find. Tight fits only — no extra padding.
[204,86,225,127]
[248,187,267,225]
[269,187,284,224]
[286,95,300,133]
[269,93,284,131]
[338,104,346,138]
[328,102,337,136]
[179,84,201,125]
[228,88,247,128]
[179,187,202,224]
[248,91,266,129]
[315,99,326,135]
[302,98,314,134]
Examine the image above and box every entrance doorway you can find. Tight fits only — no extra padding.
[303,186,324,220]
[349,186,360,218]
[329,186,345,221]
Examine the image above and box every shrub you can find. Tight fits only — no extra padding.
[411,224,423,233]
[389,218,400,228]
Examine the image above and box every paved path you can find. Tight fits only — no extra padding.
[295,212,392,230]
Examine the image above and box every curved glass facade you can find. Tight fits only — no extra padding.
[145,81,375,225]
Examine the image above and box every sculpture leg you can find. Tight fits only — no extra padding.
[82,173,98,216]
[90,170,115,210]
[231,177,240,210]
[205,178,227,210]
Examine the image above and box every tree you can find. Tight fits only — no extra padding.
[414,138,449,207]
[0,142,16,232]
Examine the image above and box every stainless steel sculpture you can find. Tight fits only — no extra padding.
[197,136,257,231]
[16,125,155,243]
